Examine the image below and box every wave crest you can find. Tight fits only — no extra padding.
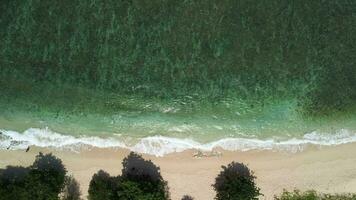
[1,128,355,156]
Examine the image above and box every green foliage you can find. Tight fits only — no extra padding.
[213,162,261,200]
[0,0,355,115]
[275,190,319,200]
[88,152,169,200]
[62,176,82,200]
[115,178,167,200]
[0,166,30,200]
[119,152,169,199]
[275,190,356,200]
[122,152,164,182]
[88,170,116,200]
[181,195,194,200]
[30,152,67,196]
[0,152,68,200]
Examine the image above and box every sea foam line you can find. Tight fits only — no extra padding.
[1,128,356,156]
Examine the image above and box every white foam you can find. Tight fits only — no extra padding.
[1,128,356,156]
[0,128,127,151]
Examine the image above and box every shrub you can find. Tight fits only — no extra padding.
[115,178,167,200]
[213,162,260,200]
[119,152,169,200]
[181,195,194,200]
[0,166,30,200]
[88,152,170,200]
[30,152,67,195]
[275,190,356,200]
[275,190,319,200]
[62,176,82,200]
[88,170,116,200]
[122,152,164,182]
[0,152,68,200]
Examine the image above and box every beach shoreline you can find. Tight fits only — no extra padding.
[1,144,356,200]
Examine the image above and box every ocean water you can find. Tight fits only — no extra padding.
[1,1,356,156]
[1,94,356,156]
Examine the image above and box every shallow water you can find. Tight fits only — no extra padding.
[1,94,356,156]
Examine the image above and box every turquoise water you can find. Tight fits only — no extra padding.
[1,89,356,156]
[1,1,356,155]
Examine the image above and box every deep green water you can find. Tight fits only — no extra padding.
[0,0,356,155]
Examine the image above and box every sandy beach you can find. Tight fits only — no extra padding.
[1,144,356,200]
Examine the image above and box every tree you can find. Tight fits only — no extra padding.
[0,166,30,200]
[213,162,260,200]
[122,152,164,182]
[62,176,82,200]
[181,195,194,200]
[274,190,356,200]
[88,152,170,200]
[88,170,116,200]
[119,152,170,200]
[26,152,67,200]
[0,152,68,200]
[30,152,67,193]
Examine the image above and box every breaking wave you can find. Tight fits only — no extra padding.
[1,128,356,156]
